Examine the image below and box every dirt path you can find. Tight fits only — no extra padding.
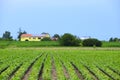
[60,60,70,80]
[0,66,9,75]
[83,64,99,80]
[51,56,57,80]
[8,63,23,80]
[21,54,43,80]
[108,66,120,76]
[21,61,35,80]
[38,54,48,80]
[38,63,44,80]
[70,62,84,80]
[96,66,115,80]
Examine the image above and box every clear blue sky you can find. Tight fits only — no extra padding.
[0,0,120,40]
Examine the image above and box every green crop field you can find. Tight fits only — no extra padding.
[0,41,120,48]
[0,47,120,80]
[0,41,60,48]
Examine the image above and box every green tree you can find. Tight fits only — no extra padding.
[41,37,51,41]
[109,37,120,42]
[17,28,27,41]
[109,37,113,42]
[2,31,13,40]
[113,37,119,42]
[82,38,102,47]
[59,33,80,46]
[52,34,60,40]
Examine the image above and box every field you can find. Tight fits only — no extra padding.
[0,47,120,80]
[102,41,120,47]
[0,41,120,48]
[0,41,60,48]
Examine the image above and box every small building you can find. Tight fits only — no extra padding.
[20,33,50,41]
[20,34,41,41]
[40,32,50,39]
[80,36,91,40]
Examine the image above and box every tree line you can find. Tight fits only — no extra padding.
[109,37,120,42]
[0,30,119,47]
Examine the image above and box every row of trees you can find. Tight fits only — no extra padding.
[109,37,120,42]
[59,33,102,47]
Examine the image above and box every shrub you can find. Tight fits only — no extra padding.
[82,38,102,47]
[41,37,51,41]
[59,33,80,46]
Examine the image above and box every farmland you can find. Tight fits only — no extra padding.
[0,41,120,48]
[0,48,120,80]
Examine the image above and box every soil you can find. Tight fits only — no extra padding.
[8,63,22,80]
[0,66,9,75]
[83,65,99,80]
[70,62,84,80]
[61,61,70,80]
[51,57,57,80]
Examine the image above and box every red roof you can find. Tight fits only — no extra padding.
[21,34,32,37]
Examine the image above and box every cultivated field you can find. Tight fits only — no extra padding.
[0,41,120,48]
[0,47,120,80]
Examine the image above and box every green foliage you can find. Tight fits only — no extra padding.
[52,34,60,40]
[0,38,4,41]
[17,28,27,41]
[0,48,120,79]
[0,41,120,48]
[109,37,120,42]
[2,31,13,41]
[0,41,11,49]
[82,38,102,47]
[59,33,80,46]
[0,41,59,48]
[41,37,51,41]
[109,37,113,42]
[102,41,120,47]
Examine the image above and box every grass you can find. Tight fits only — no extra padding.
[0,41,120,48]
[0,41,60,48]
[102,41,120,47]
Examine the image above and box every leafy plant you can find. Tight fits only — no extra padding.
[59,33,80,46]
[82,38,102,47]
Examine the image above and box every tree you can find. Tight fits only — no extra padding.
[59,33,80,46]
[17,28,27,41]
[52,34,60,41]
[82,38,102,47]
[2,31,13,40]
[109,37,120,42]
[41,37,51,41]
[109,37,113,42]
[113,37,119,42]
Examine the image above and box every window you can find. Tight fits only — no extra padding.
[33,37,36,39]
[38,37,41,39]
[25,39,29,41]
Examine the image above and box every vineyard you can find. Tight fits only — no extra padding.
[0,48,120,80]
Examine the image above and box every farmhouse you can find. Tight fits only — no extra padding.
[20,33,50,41]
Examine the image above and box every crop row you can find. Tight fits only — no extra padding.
[0,48,120,80]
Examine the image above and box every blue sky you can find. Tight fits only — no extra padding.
[0,0,120,40]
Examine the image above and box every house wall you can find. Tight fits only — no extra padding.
[20,33,50,41]
[21,37,41,41]
[45,34,50,37]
